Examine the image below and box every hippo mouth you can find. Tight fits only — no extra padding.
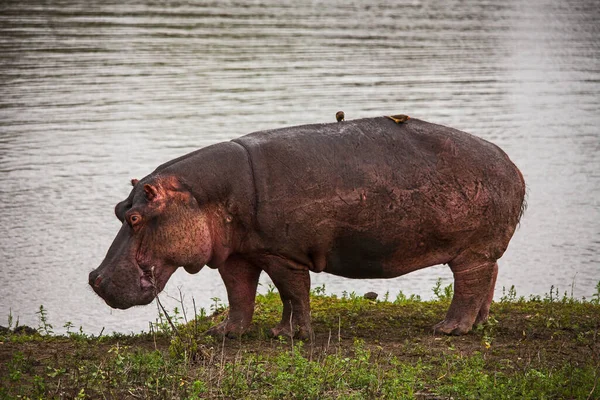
[137,262,176,295]
[138,264,157,292]
[90,260,178,310]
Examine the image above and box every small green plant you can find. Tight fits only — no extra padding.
[311,284,326,296]
[592,280,600,305]
[189,380,208,398]
[32,375,46,397]
[63,321,74,334]
[7,307,18,330]
[395,290,407,303]
[108,343,126,371]
[8,352,31,382]
[383,291,390,302]
[545,285,558,303]
[265,283,277,294]
[210,297,226,314]
[432,278,453,301]
[171,306,184,325]
[46,366,66,378]
[394,291,422,304]
[475,315,498,349]
[500,285,518,302]
[36,305,53,335]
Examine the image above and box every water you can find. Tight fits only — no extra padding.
[1,0,598,334]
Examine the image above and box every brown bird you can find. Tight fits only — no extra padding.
[336,111,345,122]
[385,114,410,124]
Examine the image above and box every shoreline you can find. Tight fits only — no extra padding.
[1,284,599,399]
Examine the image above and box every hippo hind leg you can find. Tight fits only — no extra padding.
[434,259,498,335]
[474,262,498,325]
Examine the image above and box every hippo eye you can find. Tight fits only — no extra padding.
[128,214,142,227]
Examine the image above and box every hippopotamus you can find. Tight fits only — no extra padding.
[89,116,526,337]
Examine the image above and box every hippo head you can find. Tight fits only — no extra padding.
[89,175,214,309]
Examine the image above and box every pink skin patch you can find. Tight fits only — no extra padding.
[140,272,153,290]
[138,263,178,294]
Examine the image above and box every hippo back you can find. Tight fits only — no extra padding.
[231,117,524,276]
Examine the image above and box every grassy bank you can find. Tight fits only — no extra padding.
[1,282,599,399]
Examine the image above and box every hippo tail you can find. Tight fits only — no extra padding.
[516,167,527,225]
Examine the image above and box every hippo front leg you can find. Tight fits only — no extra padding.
[206,256,261,338]
[262,257,313,340]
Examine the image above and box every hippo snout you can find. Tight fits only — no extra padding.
[89,270,102,289]
[88,261,161,310]
[88,269,110,303]
[88,267,124,308]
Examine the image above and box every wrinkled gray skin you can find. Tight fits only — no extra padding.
[89,117,526,338]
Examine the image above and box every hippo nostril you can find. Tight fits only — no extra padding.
[94,275,102,288]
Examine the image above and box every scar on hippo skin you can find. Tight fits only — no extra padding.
[385,114,410,123]
[359,190,367,204]
[222,213,234,249]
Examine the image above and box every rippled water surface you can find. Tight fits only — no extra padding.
[1,0,598,333]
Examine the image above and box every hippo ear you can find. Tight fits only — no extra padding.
[131,178,139,186]
[144,184,159,201]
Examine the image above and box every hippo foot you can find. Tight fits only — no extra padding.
[205,320,248,339]
[270,323,312,341]
[433,319,472,336]
[474,312,490,326]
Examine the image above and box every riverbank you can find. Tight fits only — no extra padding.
[1,283,599,399]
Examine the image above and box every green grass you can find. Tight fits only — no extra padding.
[1,282,599,399]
